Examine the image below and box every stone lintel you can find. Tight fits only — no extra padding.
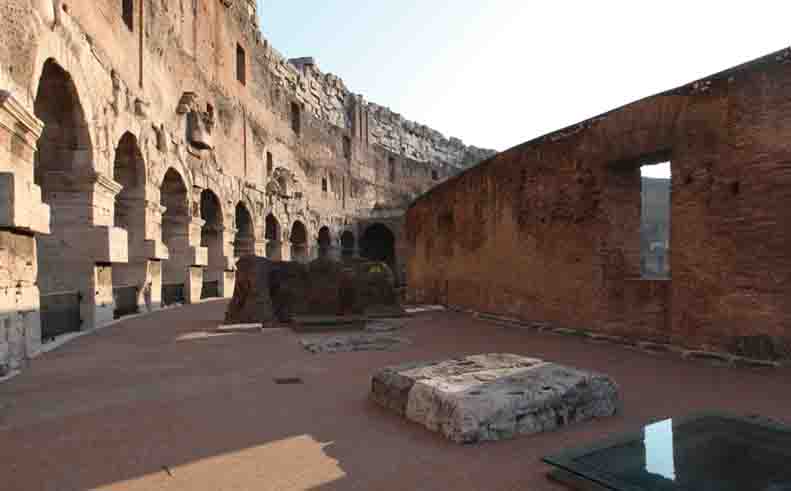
[61,226,129,264]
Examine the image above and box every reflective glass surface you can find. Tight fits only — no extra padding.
[544,414,791,491]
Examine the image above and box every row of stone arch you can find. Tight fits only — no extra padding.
[30,55,398,333]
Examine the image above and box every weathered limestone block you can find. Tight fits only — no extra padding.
[371,354,620,444]
[0,173,50,234]
[365,318,407,332]
[300,333,409,354]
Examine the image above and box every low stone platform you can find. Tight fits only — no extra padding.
[371,354,620,443]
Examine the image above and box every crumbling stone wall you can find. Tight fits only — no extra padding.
[407,48,791,359]
[0,0,490,368]
[226,256,402,325]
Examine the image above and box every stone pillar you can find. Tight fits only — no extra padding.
[265,239,285,261]
[113,195,168,313]
[186,265,203,304]
[146,260,162,311]
[203,225,235,298]
[163,216,207,304]
[0,91,49,370]
[254,239,267,257]
[220,226,236,298]
[221,270,236,298]
[37,172,129,330]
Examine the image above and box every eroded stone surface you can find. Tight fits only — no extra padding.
[226,257,404,325]
[300,333,409,354]
[371,354,619,443]
[365,319,407,332]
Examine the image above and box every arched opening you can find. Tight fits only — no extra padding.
[277,175,288,196]
[234,202,255,258]
[360,223,396,271]
[236,43,246,85]
[317,226,331,259]
[34,60,93,197]
[34,59,94,339]
[290,221,308,262]
[341,231,356,259]
[265,213,281,260]
[122,0,134,31]
[200,189,224,299]
[290,102,301,135]
[112,132,147,318]
[160,168,189,305]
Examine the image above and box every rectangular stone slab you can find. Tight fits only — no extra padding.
[371,353,620,443]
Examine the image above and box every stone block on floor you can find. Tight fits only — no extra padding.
[371,353,620,444]
[300,333,410,354]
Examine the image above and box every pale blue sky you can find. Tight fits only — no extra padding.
[259,1,791,174]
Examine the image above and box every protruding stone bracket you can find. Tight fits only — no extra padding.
[0,91,50,235]
[0,91,45,147]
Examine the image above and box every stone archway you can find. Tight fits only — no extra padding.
[234,202,255,258]
[360,223,396,271]
[290,220,308,262]
[34,59,118,336]
[317,226,332,259]
[265,213,282,260]
[160,167,191,305]
[341,231,356,259]
[200,189,224,298]
[112,132,148,318]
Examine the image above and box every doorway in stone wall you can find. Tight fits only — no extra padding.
[200,189,223,299]
[318,226,331,258]
[234,203,255,258]
[290,221,308,262]
[112,132,147,318]
[160,168,190,305]
[341,231,355,259]
[265,213,281,260]
[360,223,396,272]
[34,59,93,338]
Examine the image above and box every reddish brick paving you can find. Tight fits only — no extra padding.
[1,301,789,491]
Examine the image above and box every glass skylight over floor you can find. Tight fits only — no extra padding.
[544,413,791,491]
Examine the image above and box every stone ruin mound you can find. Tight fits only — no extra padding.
[371,354,620,444]
[225,256,404,326]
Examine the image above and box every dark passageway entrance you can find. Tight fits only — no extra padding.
[360,223,395,271]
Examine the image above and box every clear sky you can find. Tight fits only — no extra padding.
[258,1,791,179]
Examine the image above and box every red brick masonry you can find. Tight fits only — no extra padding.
[407,48,791,357]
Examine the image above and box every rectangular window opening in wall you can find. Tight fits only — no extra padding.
[641,161,671,279]
[122,0,134,31]
[388,156,396,182]
[266,152,274,175]
[343,136,352,160]
[291,102,301,135]
[321,177,328,193]
[236,44,246,85]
